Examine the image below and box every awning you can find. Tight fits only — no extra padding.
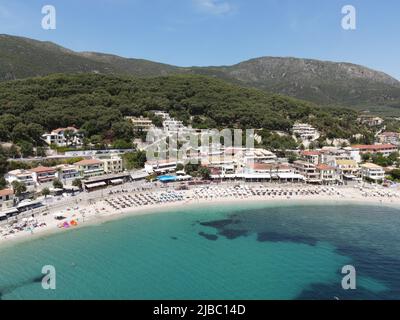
[0,208,19,217]
[278,173,305,180]
[110,179,124,184]
[17,200,42,209]
[176,175,192,181]
[242,174,272,180]
[85,182,107,188]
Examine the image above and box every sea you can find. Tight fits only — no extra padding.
[1,201,399,300]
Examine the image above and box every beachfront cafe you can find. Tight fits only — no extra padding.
[82,172,132,192]
[0,208,19,221]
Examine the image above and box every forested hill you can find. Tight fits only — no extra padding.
[0,74,371,144]
[1,34,400,113]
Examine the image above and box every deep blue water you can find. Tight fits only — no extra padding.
[0,202,399,300]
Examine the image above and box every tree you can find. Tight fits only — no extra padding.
[0,177,7,189]
[176,163,184,171]
[112,139,133,150]
[36,146,47,157]
[122,151,147,170]
[198,166,211,180]
[42,187,51,198]
[389,169,400,181]
[361,153,371,162]
[52,178,64,189]
[184,163,200,176]
[64,129,75,147]
[18,141,34,158]
[72,178,82,190]
[11,181,27,197]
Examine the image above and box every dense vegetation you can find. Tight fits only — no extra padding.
[2,34,400,115]
[0,73,372,146]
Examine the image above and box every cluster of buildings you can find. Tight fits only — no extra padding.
[357,115,384,127]
[144,142,397,185]
[292,123,320,141]
[4,154,125,191]
[377,132,400,146]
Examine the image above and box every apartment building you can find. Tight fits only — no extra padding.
[0,189,14,211]
[351,144,398,157]
[316,164,338,185]
[335,159,361,182]
[127,116,154,132]
[101,155,124,174]
[292,123,319,141]
[74,159,105,178]
[377,132,400,146]
[55,164,80,181]
[293,160,321,183]
[5,169,36,189]
[300,150,321,165]
[360,163,385,182]
[30,166,57,184]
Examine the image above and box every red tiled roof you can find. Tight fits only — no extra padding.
[30,166,56,173]
[316,164,336,171]
[249,163,291,170]
[352,144,397,150]
[301,150,320,156]
[52,127,78,134]
[75,159,103,166]
[0,189,13,197]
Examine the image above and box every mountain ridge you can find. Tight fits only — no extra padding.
[1,34,400,111]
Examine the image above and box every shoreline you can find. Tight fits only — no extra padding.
[1,185,400,249]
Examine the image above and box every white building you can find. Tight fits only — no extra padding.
[292,123,319,141]
[163,119,186,133]
[74,159,105,178]
[42,127,83,147]
[126,116,154,132]
[100,155,124,174]
[361,163,385,182]
[145,160,180,174]
[5,169,36,189]
[378,132,400,146]
[0,189,15,211]
[55,164,80,182]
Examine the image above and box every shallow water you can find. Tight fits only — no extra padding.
[0,202,399,300]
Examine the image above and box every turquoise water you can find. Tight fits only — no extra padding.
[0,202,400,300]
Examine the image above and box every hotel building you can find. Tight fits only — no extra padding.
[5,169,36,189]
[31,166,57,185]
[360,163,385,182]
[74,159,105,178]
[351,144,398,157]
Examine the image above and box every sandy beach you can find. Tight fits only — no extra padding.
[1,183,400,248]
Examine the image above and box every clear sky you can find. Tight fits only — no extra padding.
[1,0,400,79]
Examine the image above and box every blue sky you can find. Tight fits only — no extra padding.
[1,0,400,79]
